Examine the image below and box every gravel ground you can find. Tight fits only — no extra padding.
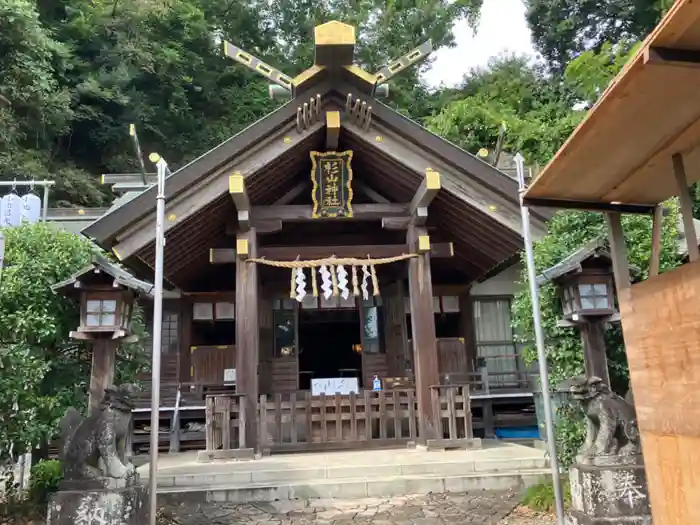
[160,491,558,525]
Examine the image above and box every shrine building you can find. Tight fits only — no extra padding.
[80,21,550,454]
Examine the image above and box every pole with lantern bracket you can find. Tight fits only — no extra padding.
[146,150,169,525]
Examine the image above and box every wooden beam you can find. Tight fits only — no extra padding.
[210,248,237,264]
[355,180,391,204]
[235,228,259,448]
[109,120,324,261]
[314,21,355,66]
[649,205,663,277]
[251,203,408,222]
[229,172,251,231]
[410,168,441,214]
[522,197,655,215]
[226,218,283,236]
[209,243,453,263]
[382,207,427,229]
[274,182,308,205]
[672,153,699,262]
[406,224,439,443]
[644,46,700,69]
[605,212,631,292]
[325,110,340,149]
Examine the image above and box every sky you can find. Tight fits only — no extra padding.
[423,0,537,88]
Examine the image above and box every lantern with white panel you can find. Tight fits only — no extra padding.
[53,255,154,413]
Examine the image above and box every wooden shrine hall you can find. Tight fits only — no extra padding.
[82,21,549,456]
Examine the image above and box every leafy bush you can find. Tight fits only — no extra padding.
[521,477,572,512]
[27,459,62,506]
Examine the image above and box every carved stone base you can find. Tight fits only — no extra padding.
[567,460,651,525]
[47,484,147,525]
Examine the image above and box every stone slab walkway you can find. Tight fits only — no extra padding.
[161,491,556,525]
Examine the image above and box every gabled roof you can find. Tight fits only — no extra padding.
[82,81,551,287]
[52,254,155,297]
[83,82,548,246]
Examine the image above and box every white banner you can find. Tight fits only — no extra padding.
[20,193,41,224]
[0,194,22,228]
[311,377,359,396]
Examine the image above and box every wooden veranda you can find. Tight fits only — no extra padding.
[523,2,700,523]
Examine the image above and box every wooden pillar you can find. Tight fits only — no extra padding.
[579,320,610,386]
[235,228,259,448]
[179,297,193,382]
[407,224,440,442]
[88,339,118,415]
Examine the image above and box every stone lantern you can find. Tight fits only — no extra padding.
[537,239,625,387]
[53,255,153,413]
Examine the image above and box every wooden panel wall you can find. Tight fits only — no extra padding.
[436,337,468,378]
[259,295,274,394]
[618,261,700,525]
[383,282,409,376]
[270,356,298,393]
[363,353,388,388]
[191,345,236,384]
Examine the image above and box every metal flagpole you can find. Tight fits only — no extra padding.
[514,153,567,525]
[147,152,168,525]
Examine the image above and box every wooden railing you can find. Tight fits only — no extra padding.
[197,393,253,461]
[258,389,418,453]
[429,385,476,449]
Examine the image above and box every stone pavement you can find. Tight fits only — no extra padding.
[161,491,556,525]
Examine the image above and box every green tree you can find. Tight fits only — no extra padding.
[525,0,673,71]
[425,56,582,165]
[0,223,148,461]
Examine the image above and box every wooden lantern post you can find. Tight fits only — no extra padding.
[53,255,153,414]
[538,240,624,385]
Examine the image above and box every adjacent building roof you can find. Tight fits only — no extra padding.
[523,0,700,207]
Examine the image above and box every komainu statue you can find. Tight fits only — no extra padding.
[59,384,139,488]
[568,375,642,462]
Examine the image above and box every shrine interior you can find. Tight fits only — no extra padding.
[297,309,362,390]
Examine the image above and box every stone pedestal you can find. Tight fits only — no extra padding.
[47,484,147,525]
[567,459,652,525]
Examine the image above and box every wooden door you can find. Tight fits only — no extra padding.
[258,292,274,394]
[382,282,409,376]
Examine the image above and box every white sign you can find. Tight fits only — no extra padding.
[311,377,359,396]
[20,193,41,224]
[223,368,236,383]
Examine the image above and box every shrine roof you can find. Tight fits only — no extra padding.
[82,83,551,287]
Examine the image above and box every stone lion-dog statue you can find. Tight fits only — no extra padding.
[567,375,641,462]
[59,384,139,487]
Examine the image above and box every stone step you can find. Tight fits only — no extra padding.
[148,456,548,487]
[155,469,552,503]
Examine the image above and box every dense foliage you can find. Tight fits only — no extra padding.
[0,223,148,462]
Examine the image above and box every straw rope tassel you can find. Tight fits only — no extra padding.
[351,265,360,297]
[331,264,339,296]
[370,263,380,296]
[311,266,318,297]
[290,267,297,299]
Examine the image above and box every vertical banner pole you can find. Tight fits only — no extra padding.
[148,154,167,525]
[515,153,567,525]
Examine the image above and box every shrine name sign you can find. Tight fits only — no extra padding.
[310,150,354,218]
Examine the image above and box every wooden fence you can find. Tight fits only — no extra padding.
[258,389,419,453]
[197,393,254,461]
[429,385,476,449]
